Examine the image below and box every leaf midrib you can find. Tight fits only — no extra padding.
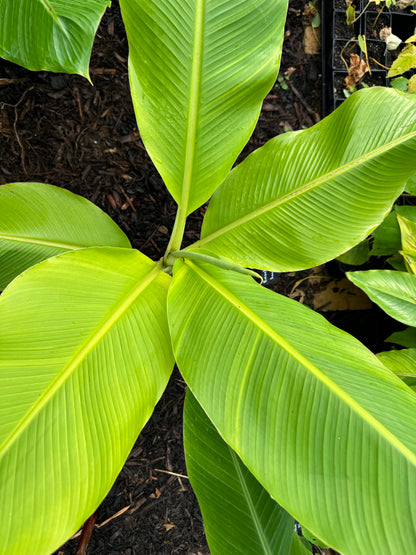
[195,129,416,248]
[180,0,204,215]
[352,272,416,304]
[0,233,82,250]
[0,262,163,458]
[37,0,69,36]
[185,259,416,466]
[230,447,273,555]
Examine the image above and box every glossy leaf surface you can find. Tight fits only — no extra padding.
[184,390,312,554]
[168,258,416,554]
[195,88,416,271]
[0,183,130,290]
[348,270,416,326]
[0,0,109,77]
[0,248,174,554]
[120,0,287,214]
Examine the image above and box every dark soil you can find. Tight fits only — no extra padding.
[365,12,392,39]
[333,12,358,39]
[0,1,322,554]
[333,40,361,69]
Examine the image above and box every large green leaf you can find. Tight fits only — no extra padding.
[0,247,174,554]
[168,258,416,554]
[348,270,416,326]
[0,0,110,77]
[184,390,312,555]
[0,182,130,290]
[192,88,416,271]
[120,0,287,215]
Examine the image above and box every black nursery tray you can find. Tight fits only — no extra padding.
[322,0,416,115]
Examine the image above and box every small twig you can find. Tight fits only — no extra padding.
[96,504,131,528]
[154,468,189,479]
[340,39,359,71]
[370,57,391,70]
[117,183,136,212]
[12,86,34,175]
[69,504,132,541]
[0,78,29,86]
[351,0,372,24]
[288,82,320,123]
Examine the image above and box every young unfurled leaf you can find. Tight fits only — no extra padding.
[346,5,355,25]
[358,35,367,53]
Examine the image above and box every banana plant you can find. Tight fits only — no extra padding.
[2,1,416,554]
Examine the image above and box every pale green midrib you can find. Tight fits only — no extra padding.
[180,0,204,214]
[37,0,68,35]
[230,447,273,555]
[185,260,416,466]
[0,262,163,458]
[355,280,416,303]
[38,0,59,21]
[194,129,416,248]
[0,233,82,250]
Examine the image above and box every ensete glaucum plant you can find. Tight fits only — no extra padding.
[1,1,416,553]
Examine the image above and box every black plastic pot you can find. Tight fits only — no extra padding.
[322,0,416,115]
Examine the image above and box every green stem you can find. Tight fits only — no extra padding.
[167,250,263,282]
[164,206,187,264]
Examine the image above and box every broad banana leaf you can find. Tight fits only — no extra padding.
[0,0,110,77]
[168,258,416,554]
[0,182,130,290]
[120,0,287,215]
[377,349,416,392]
[348,270,416,326]
[0,247,174,554]
[184,390,312,555]
[193,88,416,271]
